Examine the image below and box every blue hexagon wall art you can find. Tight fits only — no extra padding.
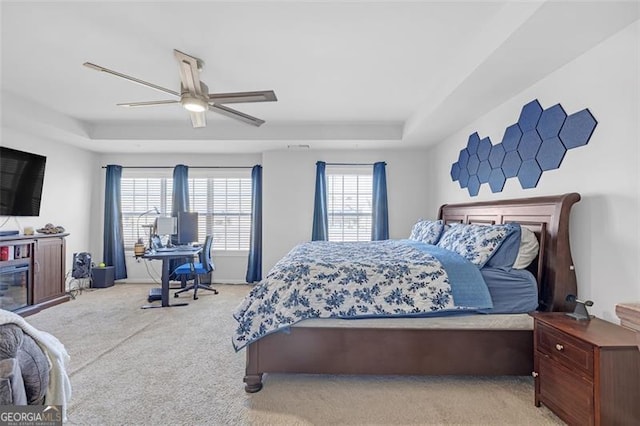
[477,137,492,161]
[467,175,481,196]
[537,137,566,171]
[501,124,522,152]
[450,162,461,181]
[488,143,506,168]
[488,169,506,193]
[467,154,480,175]
[502,151,522,178]
[467,133,481,155]
[450,99,597,196]
[537,104,567,139]
[518,99,542,132]
[518,130,542,161]
[477,160,492,184]
[518,159,542,189]
[559,109,597,149]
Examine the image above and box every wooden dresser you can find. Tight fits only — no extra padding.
[616,302,640,351]
[531,312,640,425]
[0,233,70,316]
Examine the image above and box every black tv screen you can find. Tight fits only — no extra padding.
[0,147,47,216]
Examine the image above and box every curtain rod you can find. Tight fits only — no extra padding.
[324,162,376,166]
[101,165,257,169]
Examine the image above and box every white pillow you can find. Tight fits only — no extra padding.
[513,226,539,269]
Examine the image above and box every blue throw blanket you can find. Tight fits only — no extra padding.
[232,240,492,351]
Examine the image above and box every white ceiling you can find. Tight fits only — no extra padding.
[1,1,638,153]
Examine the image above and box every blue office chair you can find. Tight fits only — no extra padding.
[173,235,218,300]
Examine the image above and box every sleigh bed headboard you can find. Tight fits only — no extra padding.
[438,193,581,312]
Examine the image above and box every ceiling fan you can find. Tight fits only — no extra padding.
[83,49,277,128]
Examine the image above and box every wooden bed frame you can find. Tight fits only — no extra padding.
[243,193,581,392]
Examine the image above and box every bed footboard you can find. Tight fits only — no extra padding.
[244,326,533,392]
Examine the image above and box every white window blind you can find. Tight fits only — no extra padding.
[121,177,172,248]
[326,167,372,242]
[188,177,252,251]
[120,170,252,251]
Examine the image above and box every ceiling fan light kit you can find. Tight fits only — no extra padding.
[181,96,208,113]
[83,49,277,128]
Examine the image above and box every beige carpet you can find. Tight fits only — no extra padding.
[25,283,563,425]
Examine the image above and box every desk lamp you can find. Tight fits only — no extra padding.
[134,207,159,257]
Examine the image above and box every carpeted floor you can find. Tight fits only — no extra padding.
[25,283,563,425]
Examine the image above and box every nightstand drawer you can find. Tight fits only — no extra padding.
[537,354,594,425]
[536,322,593,375]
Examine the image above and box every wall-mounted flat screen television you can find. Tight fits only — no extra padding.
[0,147,47,216]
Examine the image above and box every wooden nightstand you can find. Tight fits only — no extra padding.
[530,312,640,425]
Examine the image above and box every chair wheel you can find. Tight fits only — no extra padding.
[194,296,198,300]
[174,293,179,298]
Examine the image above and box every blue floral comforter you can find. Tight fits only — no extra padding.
[232,240,493,351]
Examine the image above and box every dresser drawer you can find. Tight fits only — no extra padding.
[536,322,593,375]
[537,354,594,425]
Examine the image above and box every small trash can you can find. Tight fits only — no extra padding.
[92,266,115,288]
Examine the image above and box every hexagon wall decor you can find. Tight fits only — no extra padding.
[450,99,597,196]
[488,168,506,193]
[477,160,492,184]
[501,124,522,152]
[518,160,542,189]
[488,143,506,168]
[502,151,522,178]
[537,137,566,171]
[518,130,542,161]
[518,99,543,132]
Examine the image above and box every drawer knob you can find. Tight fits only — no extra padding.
[532,372,539,378]
[555,344,564,351]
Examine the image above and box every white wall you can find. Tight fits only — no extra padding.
[0,128,97,283]
[262,148,431,274]
[425,21,640,322]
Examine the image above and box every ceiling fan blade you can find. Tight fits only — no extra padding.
[174,50,204,96]
[209,104,265,127]
[189,111,207,128]
[209,90,277,104]
[83,62,180,97]
[117,100,180,108]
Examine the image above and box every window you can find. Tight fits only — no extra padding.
[121,176,172,248]
[326,166,372,242]
[188,174,252,251]
[120,170,252,251]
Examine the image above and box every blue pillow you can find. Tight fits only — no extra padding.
[485,223,522,268]
[437,222,519,268]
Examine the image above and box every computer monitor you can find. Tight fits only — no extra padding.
[156,216,176,236]
[177,212,199,245]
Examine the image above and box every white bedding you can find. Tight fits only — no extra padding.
[0,309,71,422]
[293,313,533,330]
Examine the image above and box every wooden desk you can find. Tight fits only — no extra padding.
[141,247,202,308]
